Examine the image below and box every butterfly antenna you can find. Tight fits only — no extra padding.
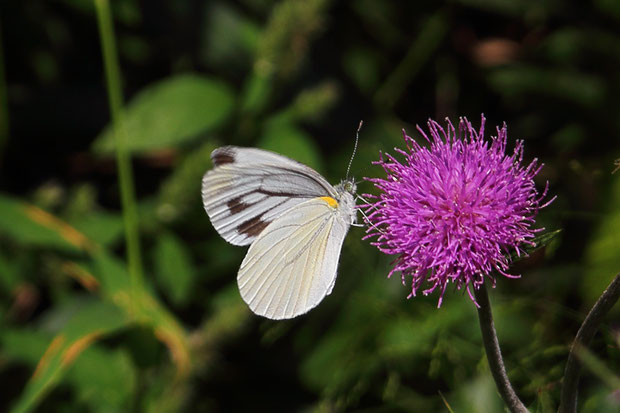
[345,120,363,180]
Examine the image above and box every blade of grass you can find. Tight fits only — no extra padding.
[94,0,144,314]
[7,301,130,413]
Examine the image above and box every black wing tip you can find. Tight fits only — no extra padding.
[212,147,237,166]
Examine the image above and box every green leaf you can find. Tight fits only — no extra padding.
[66,347,136,413]
[69,210,124,247]
[531,229,562,250]
[134,290,192,378]
[1,329,50,365]
[89,251,192,377]
[90,250,131,296]
[93,74,235,153]
[6,301,130,413]
[508,229,562,263]
[2,326,137,413]
[57,251,193,382]
[0,193,94,253]
[153,232,196,305]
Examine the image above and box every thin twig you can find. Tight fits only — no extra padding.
[474,284,529,413]
[559,272,620,413]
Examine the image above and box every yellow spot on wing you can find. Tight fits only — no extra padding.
[319,196,339,208]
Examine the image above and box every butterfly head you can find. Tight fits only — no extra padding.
[337,178,357,196]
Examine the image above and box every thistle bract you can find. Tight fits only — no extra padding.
[363,116,552,306]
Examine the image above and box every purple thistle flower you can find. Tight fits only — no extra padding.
[363,115,553,307]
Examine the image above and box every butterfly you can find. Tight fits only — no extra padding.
[201,146,357,319]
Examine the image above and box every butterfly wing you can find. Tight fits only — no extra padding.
[202,146,337,246]
[237,196,354,319]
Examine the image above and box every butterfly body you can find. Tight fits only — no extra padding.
[202,146,356,319]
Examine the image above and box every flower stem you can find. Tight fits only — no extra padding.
[559,272,620,413]
[94,0,144,312]
[474,284,529,413]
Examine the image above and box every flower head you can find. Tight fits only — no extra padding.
[363,115,552,306]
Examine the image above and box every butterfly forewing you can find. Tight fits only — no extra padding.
[202,146,336,246]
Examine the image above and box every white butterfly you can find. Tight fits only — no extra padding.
[202,146,357,320]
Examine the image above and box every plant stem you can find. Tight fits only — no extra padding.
[94,0,144,312]
[559,272,620,413]
[474,284,529,413]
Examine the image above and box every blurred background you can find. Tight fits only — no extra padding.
[1,0,619,412]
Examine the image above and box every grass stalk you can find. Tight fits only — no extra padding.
[94,0,144,313]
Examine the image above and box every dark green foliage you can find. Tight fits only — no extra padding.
[1,1,619,412]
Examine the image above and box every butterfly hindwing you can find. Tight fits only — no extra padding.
[237,196,352,319]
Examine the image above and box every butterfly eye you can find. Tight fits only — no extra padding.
[343,180,356,194]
